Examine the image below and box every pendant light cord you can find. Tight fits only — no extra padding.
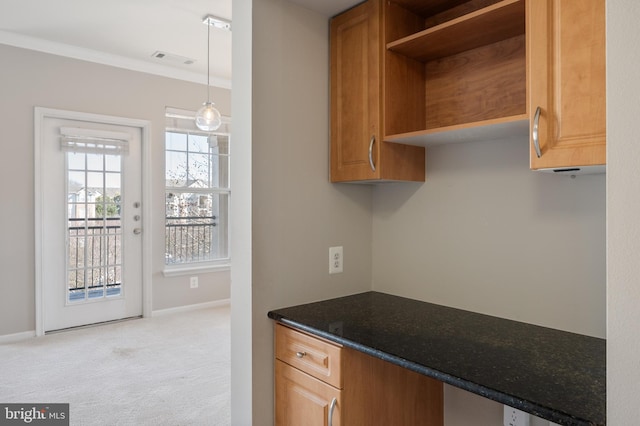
[206,22,211,103]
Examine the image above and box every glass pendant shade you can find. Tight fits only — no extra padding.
[195,101,222,131]
[195,15,229,132]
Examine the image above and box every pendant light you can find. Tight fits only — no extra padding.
[195,15,231,131]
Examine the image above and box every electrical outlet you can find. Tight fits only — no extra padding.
[329,246,343,274]
[190,276,198,289]
[503,405,530,426]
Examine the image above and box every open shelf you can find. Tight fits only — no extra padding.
[386,0,525,62]
[391,0,471,18]
[383,0,527,143]
[384,114,529,147]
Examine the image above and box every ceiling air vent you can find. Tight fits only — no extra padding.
[151,51,195,65]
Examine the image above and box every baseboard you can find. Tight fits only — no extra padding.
[0,330,36,344]
[151,299,230,317]
[1,301,230,341]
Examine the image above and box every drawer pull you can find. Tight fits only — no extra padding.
[368,135,376,172]
[295,351,306,358]
[533,106,542,158]
[329,397,337,426]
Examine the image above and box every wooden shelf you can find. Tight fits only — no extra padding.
[386,0,525,62]
[384,114,529,147]
[391,0,470,19]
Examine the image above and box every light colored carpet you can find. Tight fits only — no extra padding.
[0,305,230,426]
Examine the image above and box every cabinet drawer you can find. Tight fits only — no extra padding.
[275,324,342,388]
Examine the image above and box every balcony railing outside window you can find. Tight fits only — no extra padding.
[67,217,122,301]
[165,215,218,264]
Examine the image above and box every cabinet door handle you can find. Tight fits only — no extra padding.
[328,397,337,426]
[532,106,542,158]
[368,135,376,172]
[295,351,306,358]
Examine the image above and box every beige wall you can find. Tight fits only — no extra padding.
[607,0,640,424]
[248,0,374,423]
[229,0,253,421]
[373,138,606,338]
[372,138,605,424]
[0,44,231,336]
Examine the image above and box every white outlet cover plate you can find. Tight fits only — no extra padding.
[503,405,530,426]
[329,246,343,274]
[190,276,198,288]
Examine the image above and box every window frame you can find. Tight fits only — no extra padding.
[163,108,231,277]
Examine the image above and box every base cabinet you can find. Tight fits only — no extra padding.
[276,360,341,426]
[274,324,443,425]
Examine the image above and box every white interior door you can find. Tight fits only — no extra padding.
[39,115,143,332]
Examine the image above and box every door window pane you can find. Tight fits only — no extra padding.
[66,151,123,303]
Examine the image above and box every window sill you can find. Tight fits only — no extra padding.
[162,262,230,278]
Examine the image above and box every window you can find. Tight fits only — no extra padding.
[164,108,230,272]
[63,127,129,301]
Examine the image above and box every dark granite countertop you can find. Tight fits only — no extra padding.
[268,291,605,426]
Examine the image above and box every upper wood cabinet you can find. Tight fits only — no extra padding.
[528,0,606,172]
[330,0,426,183]
[330,0,606,177]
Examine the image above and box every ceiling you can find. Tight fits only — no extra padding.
[290,0,359,16]
[0,0,357,89]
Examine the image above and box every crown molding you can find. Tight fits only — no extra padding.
[0,30,232,90]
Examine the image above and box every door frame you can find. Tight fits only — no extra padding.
[34,107,152,336]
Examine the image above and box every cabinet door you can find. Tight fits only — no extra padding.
[276,360,341,426]
[529,0,606,170]
[330,0,381,182]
